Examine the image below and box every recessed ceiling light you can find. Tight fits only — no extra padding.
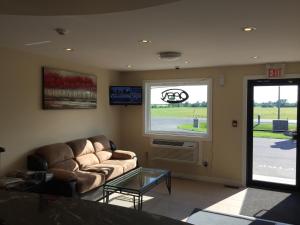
[138,39,151,44]
[127,64,132,68]
[251,56,259,59]
[184,60,190,64]
[64,48,74,51]
[242,26,256,32]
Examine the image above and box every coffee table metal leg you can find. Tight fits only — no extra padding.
[137,194,143,211]
[105,191,110,203]
[166,172,171,195]
[133,196,136,209]
[102,189,105,203]
[140,195,143,210]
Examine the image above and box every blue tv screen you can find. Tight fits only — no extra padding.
[109,86,142,105]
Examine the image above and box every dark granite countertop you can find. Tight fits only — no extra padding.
[0,190,188,225]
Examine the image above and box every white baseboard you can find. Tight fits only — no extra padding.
[172,172,243,187]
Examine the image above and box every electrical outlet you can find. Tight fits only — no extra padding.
[232,120,238,127]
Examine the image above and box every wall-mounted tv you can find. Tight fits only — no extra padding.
[109,86,142,105]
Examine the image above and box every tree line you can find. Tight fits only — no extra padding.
[151,101,207,108]
[151,99,296,108]
[254,99,296,108]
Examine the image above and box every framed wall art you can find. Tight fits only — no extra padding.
[42,67,97,109]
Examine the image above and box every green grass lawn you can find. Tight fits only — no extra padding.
[177,123,207,133]
[151,107,207,118]
[151,106,297,120]
[252,123,295,139]
[254,107,297,120]
[253,131,290,139]
[178,122,293,139]
[254,123,296,131]
[152,106,296,139]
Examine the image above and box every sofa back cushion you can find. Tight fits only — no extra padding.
[88,135,112,162]
[36,143,79,171]
[67,139,100,169]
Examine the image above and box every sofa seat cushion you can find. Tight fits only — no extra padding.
[82,164,124,181]
[75,170,105,194]
[112,150,136,160]
[102,158,137,173]
[95,150,113,163]
[67,139,100,169]
[88,135,112,162]
[51,159,79,171]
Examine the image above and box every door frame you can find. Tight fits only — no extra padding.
[242,74,300,190]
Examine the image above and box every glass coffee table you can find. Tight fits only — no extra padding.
[103,167,171,210]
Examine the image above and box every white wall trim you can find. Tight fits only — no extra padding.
[242,73,300,187]
[143,78,213,141]
[172,172,242,187]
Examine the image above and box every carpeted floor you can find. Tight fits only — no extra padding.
[191,188,300,224]
[239,188,300,225]
[104,178,300,224]
[189,209,278,225]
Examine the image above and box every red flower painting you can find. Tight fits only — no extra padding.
[42,67,97,109]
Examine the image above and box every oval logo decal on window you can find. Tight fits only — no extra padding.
[161,89,189,103]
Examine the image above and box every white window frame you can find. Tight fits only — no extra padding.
[144,78,212,140]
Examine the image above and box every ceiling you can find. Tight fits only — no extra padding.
[0,0,179,15]
[0,0,299,71]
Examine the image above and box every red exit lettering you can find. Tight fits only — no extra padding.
[268,68,282,78]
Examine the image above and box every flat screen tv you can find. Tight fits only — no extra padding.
[109,86,142,105]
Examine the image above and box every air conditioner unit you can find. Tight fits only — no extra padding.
[150,139,200,163]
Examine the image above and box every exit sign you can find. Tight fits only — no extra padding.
[266,64,285,78]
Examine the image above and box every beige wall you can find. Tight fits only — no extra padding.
[1,46,300,185]
[0,47,121,175]
[119,62,300,185]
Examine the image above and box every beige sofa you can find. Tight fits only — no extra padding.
[28,135,137,198]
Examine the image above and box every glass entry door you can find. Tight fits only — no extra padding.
[247,79,300,190]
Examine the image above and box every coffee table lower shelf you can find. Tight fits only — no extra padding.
[102,167,171,211]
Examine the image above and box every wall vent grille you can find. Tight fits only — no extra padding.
[150,139,199,163]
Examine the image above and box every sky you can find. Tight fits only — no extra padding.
[151,85,207,104]
[254,85,298,103]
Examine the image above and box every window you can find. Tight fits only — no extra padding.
[144,79,212,138]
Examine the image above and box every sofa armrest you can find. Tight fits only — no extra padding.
[109,140,117,151]
[112,150,136,160]
[48,168,77,182]
[46,179,78,198]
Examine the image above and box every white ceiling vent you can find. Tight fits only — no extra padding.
[158,51,182,61]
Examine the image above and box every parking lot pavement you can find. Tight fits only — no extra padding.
[151,117,296,184]
[151,117,207,131]
[253,137,296,181]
